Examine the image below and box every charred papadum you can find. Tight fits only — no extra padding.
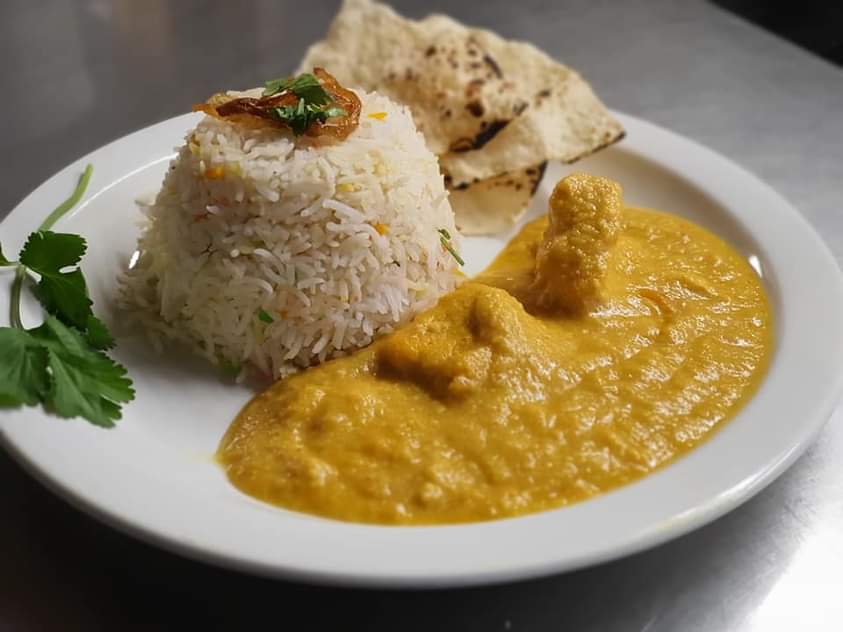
[300,0,624,234]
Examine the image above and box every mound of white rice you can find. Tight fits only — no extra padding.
[119,89,461,378]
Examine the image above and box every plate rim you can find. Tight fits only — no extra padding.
[2,110,842,588]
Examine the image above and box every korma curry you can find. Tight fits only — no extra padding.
[218,174,772,524]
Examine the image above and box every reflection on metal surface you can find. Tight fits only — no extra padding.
[748,526,843,630]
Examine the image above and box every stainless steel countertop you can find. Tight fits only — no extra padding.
[1,1,842,629]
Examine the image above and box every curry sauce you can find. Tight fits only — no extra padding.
[218,175,772,524]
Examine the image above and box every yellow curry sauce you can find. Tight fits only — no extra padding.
[218,174,772,525]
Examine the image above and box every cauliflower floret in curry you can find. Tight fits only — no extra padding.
[530,173,623,313]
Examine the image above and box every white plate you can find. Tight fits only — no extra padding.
[2,112,842,588]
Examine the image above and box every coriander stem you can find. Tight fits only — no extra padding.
[10,265,26,329]
[8,164,92,329]
[39,164,93,232]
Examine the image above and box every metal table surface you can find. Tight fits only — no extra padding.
[1,1,842,629]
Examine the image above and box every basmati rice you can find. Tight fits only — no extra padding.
[118,89,461,378]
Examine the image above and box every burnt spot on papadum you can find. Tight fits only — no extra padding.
[448,119,510,153]
[562,130,626,164]
[449,138,475,153]
[513,101,528,116]
[530,161,548,195]
[483,54,503,78]
[445,175,481,191]
[465,78,485,96]
[473,119,509,148]
[466,100,485,117]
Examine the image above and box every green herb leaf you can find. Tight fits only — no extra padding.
[264,73,330,105]
[31,268,90,328]
[0,327,49,406]
[274,105,294,120]
[276,98,325,135]
[20,231,93,329]
[9,165,94,330]
[2,164,133,427]
[437,228,464,266]
[30,316,134,428]
[264,72,345,135]
[258,309,274,324]
[86,314,115,350]
[292,76,330,106]
[0,243,14,266]
[19,231,86,271]
[263,77,289,96]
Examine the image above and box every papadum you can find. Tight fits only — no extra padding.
[300,0,623,234]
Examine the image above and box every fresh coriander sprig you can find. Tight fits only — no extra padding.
[437,228,464,266]
[274,100,347,136]
[0,165,134,427]
[263,72,347,136]
[263,73,330,103]
[40,164,93,231]
[9,165,93,328]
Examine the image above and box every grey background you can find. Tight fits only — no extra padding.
[1,1,842,629]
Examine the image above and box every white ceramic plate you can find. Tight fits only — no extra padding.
[2,112,842,588]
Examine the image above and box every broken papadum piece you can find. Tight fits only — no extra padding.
[300,0,624,234]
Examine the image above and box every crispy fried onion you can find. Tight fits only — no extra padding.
[193,68,360,140]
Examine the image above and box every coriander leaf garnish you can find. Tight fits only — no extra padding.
[30,265,89,328]
[0,164,134,426]
[202,69,360,140]
[262,72,350,136]
[273,98,347,136]
[30,317,134,428]
[0,328,48,406]
[437,228,464,266]
[86,314,116,350]
[263,73,330,105]
[258,309,274,323]
[21,231,92,329]
[20,229,86,270]
[263,77,288,96]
